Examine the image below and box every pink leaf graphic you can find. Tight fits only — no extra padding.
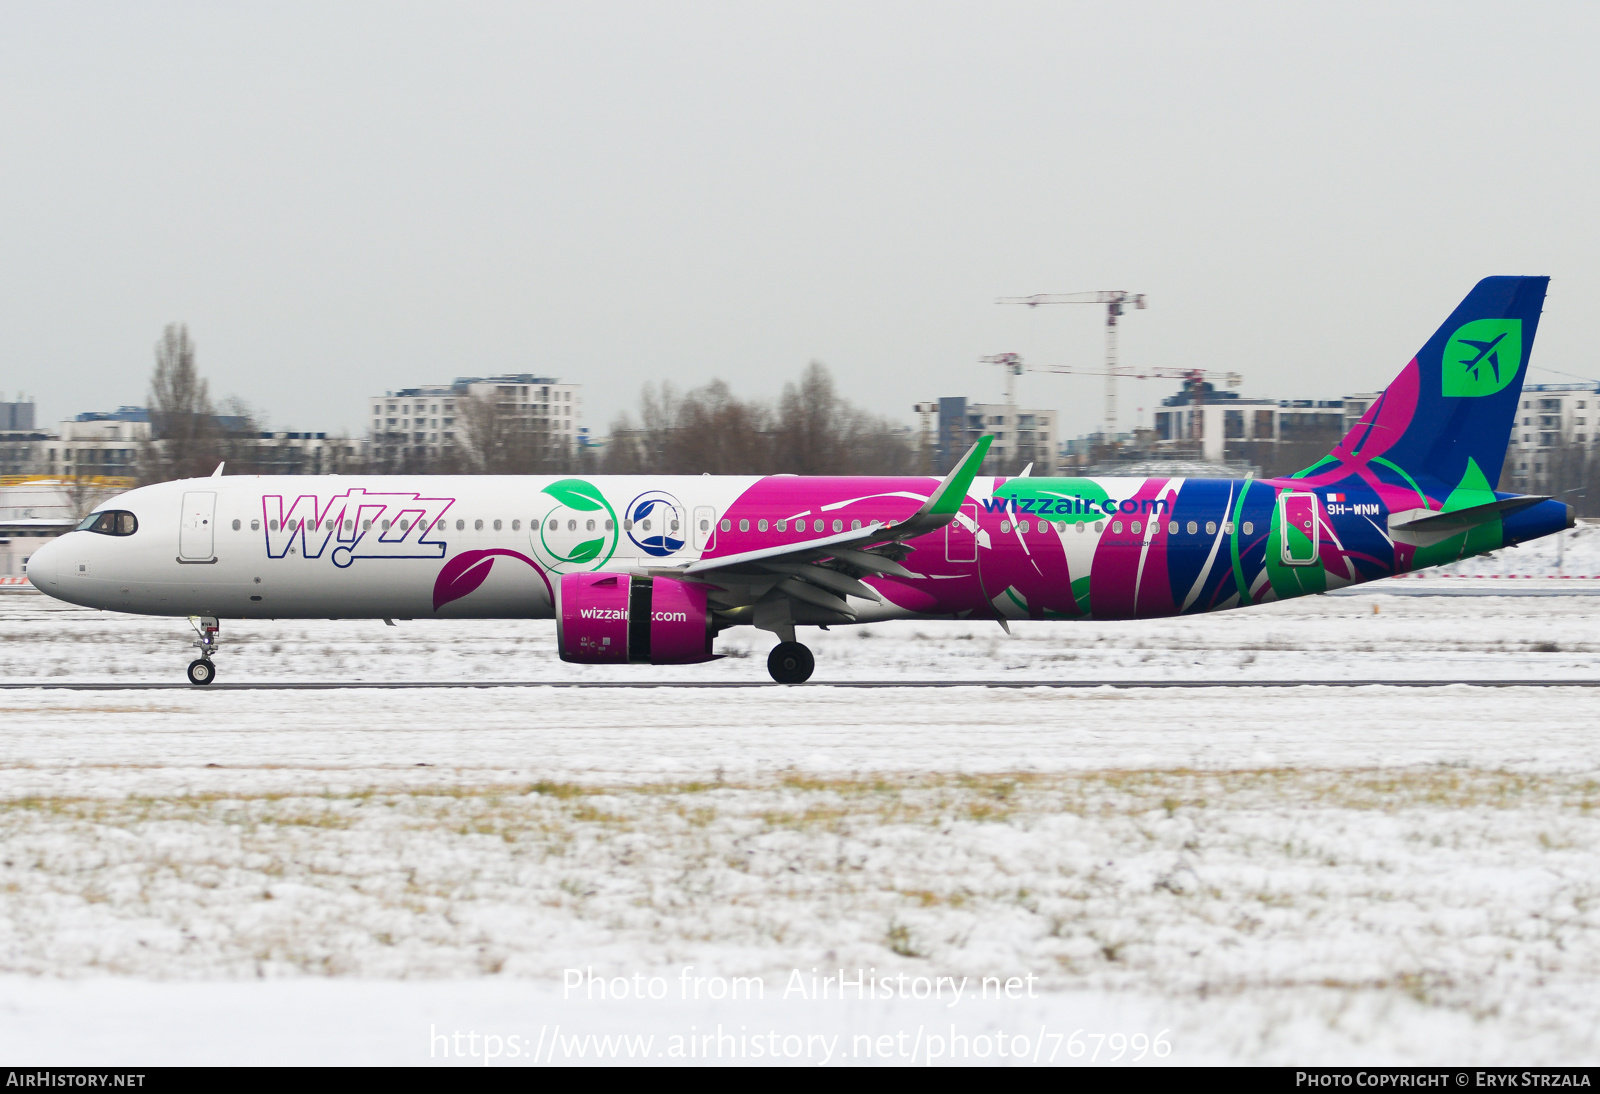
[432,548,547,611]
[433,551,498,610]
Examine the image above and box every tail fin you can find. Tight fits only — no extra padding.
[1321,276,1548,494]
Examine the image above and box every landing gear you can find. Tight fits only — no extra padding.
[186,615,220,686]
[767,641,814,684]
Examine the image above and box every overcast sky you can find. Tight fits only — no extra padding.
[2,1,1597,439]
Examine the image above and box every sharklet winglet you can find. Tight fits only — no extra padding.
[918,434,992,520]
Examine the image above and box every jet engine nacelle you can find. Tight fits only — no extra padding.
[556,572,716,665]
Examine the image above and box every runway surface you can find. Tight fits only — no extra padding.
[4,677,1599,689]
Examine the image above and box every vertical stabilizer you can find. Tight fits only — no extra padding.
[1319,276,1548,493]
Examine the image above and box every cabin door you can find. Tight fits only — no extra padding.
[1278,492,1319,566]
[179,491,217,561]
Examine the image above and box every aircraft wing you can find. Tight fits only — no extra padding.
[657,435,992,620]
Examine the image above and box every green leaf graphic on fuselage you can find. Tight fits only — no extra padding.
[566,538,605,564]
[543,479,607,512]
[535,478,619,572]
[1412,457,1502,569]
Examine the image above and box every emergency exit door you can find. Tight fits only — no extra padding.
[945,503,978,563]
[179,491,217,561]
[692,506,716,552]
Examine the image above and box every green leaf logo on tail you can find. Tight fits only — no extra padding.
[1441,318,1522,398]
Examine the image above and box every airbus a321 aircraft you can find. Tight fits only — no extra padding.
[27,276,1574,684]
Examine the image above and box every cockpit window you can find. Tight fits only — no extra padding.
[78,510,138,536]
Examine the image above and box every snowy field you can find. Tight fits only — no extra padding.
[0,550,1598,1064]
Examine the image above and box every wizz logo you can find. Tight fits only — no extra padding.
[262,488,455,568]
[1441,318,1522,398]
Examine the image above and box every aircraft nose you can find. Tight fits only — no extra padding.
[25,536,66,591]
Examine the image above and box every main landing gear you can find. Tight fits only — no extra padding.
[186,615,219,686]
[767,641,814,684]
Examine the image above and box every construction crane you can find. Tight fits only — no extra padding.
[979,354,1242,443]
[996,291,1147,440]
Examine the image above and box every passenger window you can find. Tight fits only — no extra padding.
[1168,521,1178,534]
[1206,521,1217,535]
[232,519,241,531]
[641,519,652,531]
[1187,521,1198,534]
[720,519,731,531]
[475,520,484,531]
[606,519,614,531]
[251,520,260,531]
[382,520,392,531]
[1131,521,1141,534]
[1020,520,1031,533]
[456,520,464,531]
[512,520,521,531]
[832,519,843,533]
[1243,521,1254,535]
[493,520,502,531]
[700,519,710,532]
[548,520,558,531]
[585,519,595,531]
[568,520,577,531]
[1056,521,1067,533]
[758,519,768,532]
[1095,521,1104,533]
[400,520,410,531]
[1000,520,1011,533]
[1076,522,1085,534]
[345,519,354,531]
[739,519,750,532]
[270,520,280,531]
[1112,521,1122,534]
[850,519,861,530]
[623,518,633,530]
[1223,522,1234,535]
[668,519,677,531]
[777,520,787,532]
[362,520,371,531]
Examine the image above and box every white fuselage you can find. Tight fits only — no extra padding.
[28,475,769,620]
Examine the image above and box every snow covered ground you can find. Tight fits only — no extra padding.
[0,575,1598,1064]
[1426,520,1600,578]
[2,583,1600,686]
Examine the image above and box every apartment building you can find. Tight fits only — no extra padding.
[932,398,1055,473]
[369,375,582,467]
[1503,382,1599,491]
[1151,387,1345,463]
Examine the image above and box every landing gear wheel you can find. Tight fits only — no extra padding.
[767,641,814,684]
[187,658,216,686]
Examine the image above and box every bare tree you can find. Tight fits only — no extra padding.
[141,324,221,483]
[64,466,119,522]
[214,395,263,475]
[455,392,516,472]
[774,362,839,474]
[603,363,914,476]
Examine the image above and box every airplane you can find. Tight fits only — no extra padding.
[26,276,1574,685]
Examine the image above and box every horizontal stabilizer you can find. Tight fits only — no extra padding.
[1388,495,1549,533]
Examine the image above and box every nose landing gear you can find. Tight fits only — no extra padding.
[186,615,220,686]
[766,641,814,684]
